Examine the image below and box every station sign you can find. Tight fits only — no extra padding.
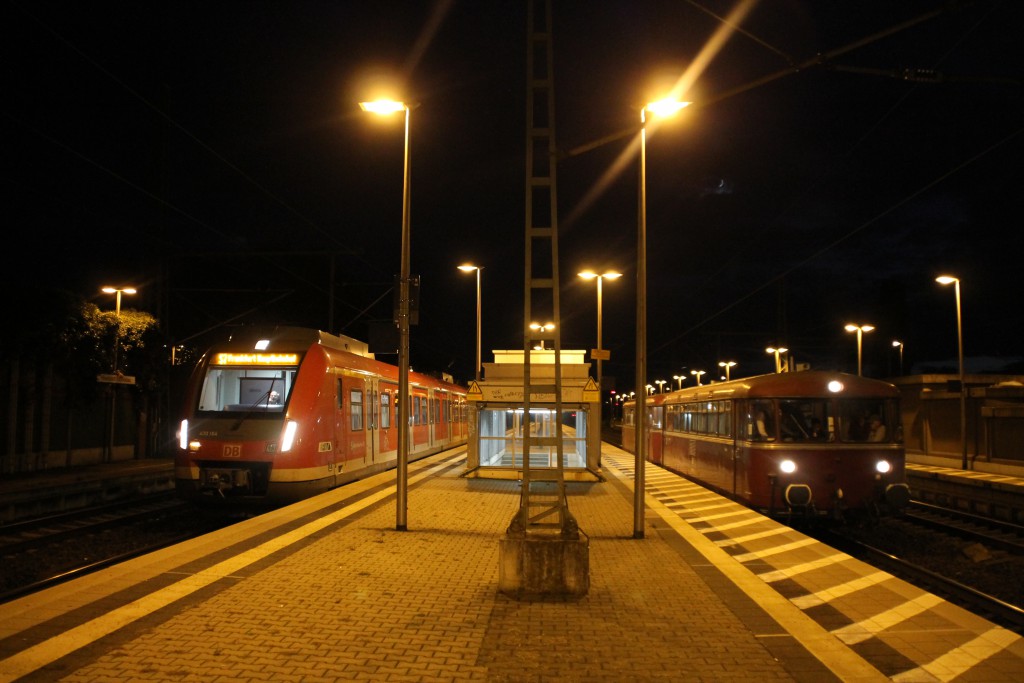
[97,373,136,385]
[464,383,594,403]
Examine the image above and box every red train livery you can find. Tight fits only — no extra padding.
[621,370,910,522]
[176,326,468,503]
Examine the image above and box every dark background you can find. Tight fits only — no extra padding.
[4,0,1021,391]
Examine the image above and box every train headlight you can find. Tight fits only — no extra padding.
[281,420,298,452]
[779,460,797,474]
[875,459,892,474]
[179,419,188,450]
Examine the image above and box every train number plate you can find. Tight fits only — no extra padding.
[222,443,243,458]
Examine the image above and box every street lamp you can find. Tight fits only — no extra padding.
[690,369,705,386]
[101,286,136,463]
[655,379,666,393]
[529,322,555,349]
[937,275,967,470]
[579,269,621,431]
[673,374,685,390]
[361,97,413,530]
[636,96,690,539]
[458,264,483,382]
[766,346,788,374]
[718,361,736,381]
[101,287,137,372]
[892,340,904,376]
[844,324,875,376]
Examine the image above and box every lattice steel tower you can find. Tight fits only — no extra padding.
[507,0,579,539]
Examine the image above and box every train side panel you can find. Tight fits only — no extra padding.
[176,327,467,505]
[621,371,910,521]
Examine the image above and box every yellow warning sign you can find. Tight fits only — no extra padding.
[466,381,483,401]
[582,377,600,402]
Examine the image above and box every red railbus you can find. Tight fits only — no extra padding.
[621,371,910,521]
[175,327,467,504]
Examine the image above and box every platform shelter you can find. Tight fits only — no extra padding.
[464,349,602,481]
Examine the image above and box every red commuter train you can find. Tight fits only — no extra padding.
[175,326,468,504]
[620,370,910,522]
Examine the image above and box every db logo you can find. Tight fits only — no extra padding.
[222,444,243,458]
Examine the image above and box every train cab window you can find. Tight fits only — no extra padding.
[380,393,391,429]
[779,399,831,442]
[747,400,776,441]
[350,389,364,431]
[839,399,897,443]
[198,368,292,414]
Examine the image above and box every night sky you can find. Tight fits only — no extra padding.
[5,0,1022,391]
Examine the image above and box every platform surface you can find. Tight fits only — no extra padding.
[1,445,1022,682]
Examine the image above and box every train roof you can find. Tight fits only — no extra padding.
[627,370,899,405]
[213,326,373,358]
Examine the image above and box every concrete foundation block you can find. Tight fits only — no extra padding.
[498,533,590,599]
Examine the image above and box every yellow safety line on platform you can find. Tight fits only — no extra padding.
[601,450,888,682]
[0,452,463,683]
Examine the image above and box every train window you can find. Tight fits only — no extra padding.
[198,368,291,414]
[717,400,733,437]
[370,390,378,430]
[746,400,776,441]
[838,399,896,443]
[694,403,707,434]
[350,389,363,431]
[650,405,664,429]
[380,392,391,429]
[778,399,831,442]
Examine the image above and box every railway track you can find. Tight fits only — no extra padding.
[821,505,1024,635]
[902,500,1024,553]
[0,494,241,603]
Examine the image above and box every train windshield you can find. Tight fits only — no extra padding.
[746,396,899,443]
[837,398,899,443]
[196,361,299,415]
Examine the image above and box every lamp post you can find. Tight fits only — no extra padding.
[718,361,736,381]
[892,340,904,376]
[766,346,788,374]
[937,275,967,470]
[361,98,413,530]
[844,324,875,376]
[458,264,483,382]
[579,269,621,422]
[673,374,685,390]
[529,322,555,349]
[655,379,666,393]
[690,369,705,386]
[636,97,690,539]
[101,286,136,463]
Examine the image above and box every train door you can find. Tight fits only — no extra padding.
[435,390,450,446]
[648,404,665,465]
[378,381,397,459]
[367,379,378,463]
[336,375,368,470]
[411,387,429,452]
